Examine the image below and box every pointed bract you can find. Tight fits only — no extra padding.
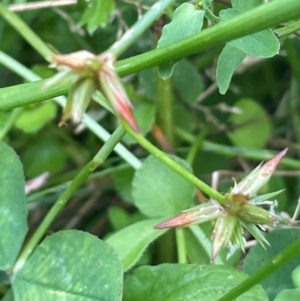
[154,201,222,229]
[99,54,140,132]
[231,149,288,197]
[211,212,238,263]
[43,69,77,89]
[251,189,284,204]
[237,202,278,226]
[59,77,96,125]
[242,221,270,249]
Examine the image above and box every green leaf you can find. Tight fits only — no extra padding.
[157,3,205,79]
[232,0,262,11]
[292,265,300,288]
[0,141,28,270]
[173,59,203,102]
[79,0,115,34]
[15,102,57,133]
[243,228,300,300]
[227,97,272,148]
[12,230,123,301]
[108,207,131,231]
[220,9,280,57]
[184,227,211,264]
[216,44,246,94]
[123,264,268,301]
[228,28,279,57]
[274,289,300,301]
[106,218,167,271]
[114,166,135,203]
[132,154,195,217]
[137,69,156,101]
[22,138,68,178]
[173,104,196,133]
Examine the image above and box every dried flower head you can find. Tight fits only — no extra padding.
[44,51,139,131]
[154,149,288,262]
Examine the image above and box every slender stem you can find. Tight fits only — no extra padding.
[186,127,210,165]
[157,231,176,263]
[108,0,177,57]
[175,228,187,263]
[8,0,76,12]
[116,0,300,76]
[285,40,300,87]
[0,4,53,59]
[0,51,40,81]
[27,163,130,204]
[0,107,23,139]
[176,127,300,169]
[80,113,142,169]
[156,71,174,145]
[204,8,220,24]
[122,121,224,203]
[202,0,220,24]
[289,78,300,149]
[14,126,126,272]
[216,238,300,301]
[275,20,300,38]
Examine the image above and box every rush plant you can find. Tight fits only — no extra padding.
[1,1,300,301]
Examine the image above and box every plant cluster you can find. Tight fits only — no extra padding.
[0,0,300,300]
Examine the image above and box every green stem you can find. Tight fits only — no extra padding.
[116,0,300,76]
[108,0,177,57]
[202,0,220,24]
[204,8,220,24]
[14,126,126,272]
[175,228,187,263]
[0,107,23,139]
[122,121,224,203]
[186,127,210,165]
[0,51,40,81]
[285,39,300,87]
[156,71,174,145]
[289,78,300,148]
[176,127,300,169]
[27,163,130,204]
[216,238,300,301]
[0,4,53,59]
[275,20,300,38]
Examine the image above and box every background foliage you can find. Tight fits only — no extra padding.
[1,0,300,300]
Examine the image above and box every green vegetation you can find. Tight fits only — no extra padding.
[1,0,300,300]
